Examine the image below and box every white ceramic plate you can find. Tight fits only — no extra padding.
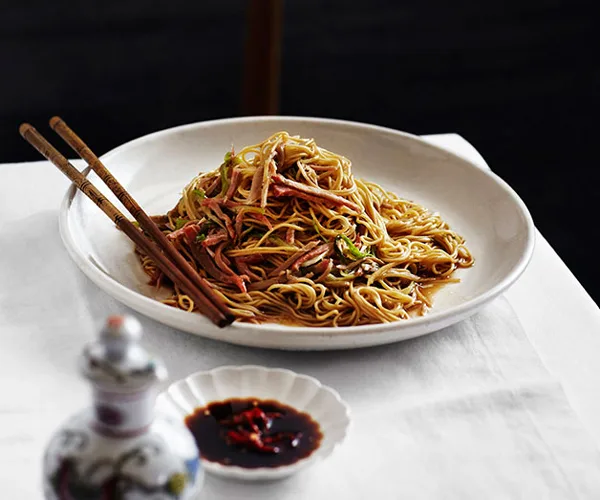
[59,116,535,349]
[157,365,351,480]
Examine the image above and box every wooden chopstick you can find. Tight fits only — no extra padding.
[48,116,233,322]
[19,123,234,328]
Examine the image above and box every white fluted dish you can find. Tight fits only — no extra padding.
[157,365,351,481]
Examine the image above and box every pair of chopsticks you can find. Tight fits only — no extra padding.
[19,117,234,328]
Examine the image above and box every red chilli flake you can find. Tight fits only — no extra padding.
[220,406,301,454]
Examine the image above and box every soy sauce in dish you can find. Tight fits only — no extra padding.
[185,398,323,468]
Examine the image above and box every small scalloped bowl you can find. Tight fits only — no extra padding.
[156,365,351,481]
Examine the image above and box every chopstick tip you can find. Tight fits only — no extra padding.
[219,315,236,328]
[218,310,236,328]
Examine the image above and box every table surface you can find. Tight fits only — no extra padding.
[423,136,600,445]
[2,134,600,499]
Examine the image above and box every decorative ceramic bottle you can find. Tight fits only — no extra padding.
[43,315,203,499]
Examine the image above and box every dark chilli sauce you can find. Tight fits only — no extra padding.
[184,398,323,468]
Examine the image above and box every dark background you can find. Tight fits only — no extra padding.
[2,1,598,303]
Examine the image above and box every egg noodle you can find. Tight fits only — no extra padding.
[136,132,473,326]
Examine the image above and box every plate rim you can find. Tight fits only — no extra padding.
[58,115,536,348]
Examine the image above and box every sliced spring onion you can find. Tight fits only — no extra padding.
[336,234,372,259]
[174,218,188,230]
[192,188,205,199]
[219,162,231,195]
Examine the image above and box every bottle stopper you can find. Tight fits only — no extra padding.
[81,315,167,393]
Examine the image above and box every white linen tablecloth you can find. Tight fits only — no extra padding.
[2,134,600,499]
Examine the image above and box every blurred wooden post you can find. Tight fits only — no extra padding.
[242,0,283,115]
